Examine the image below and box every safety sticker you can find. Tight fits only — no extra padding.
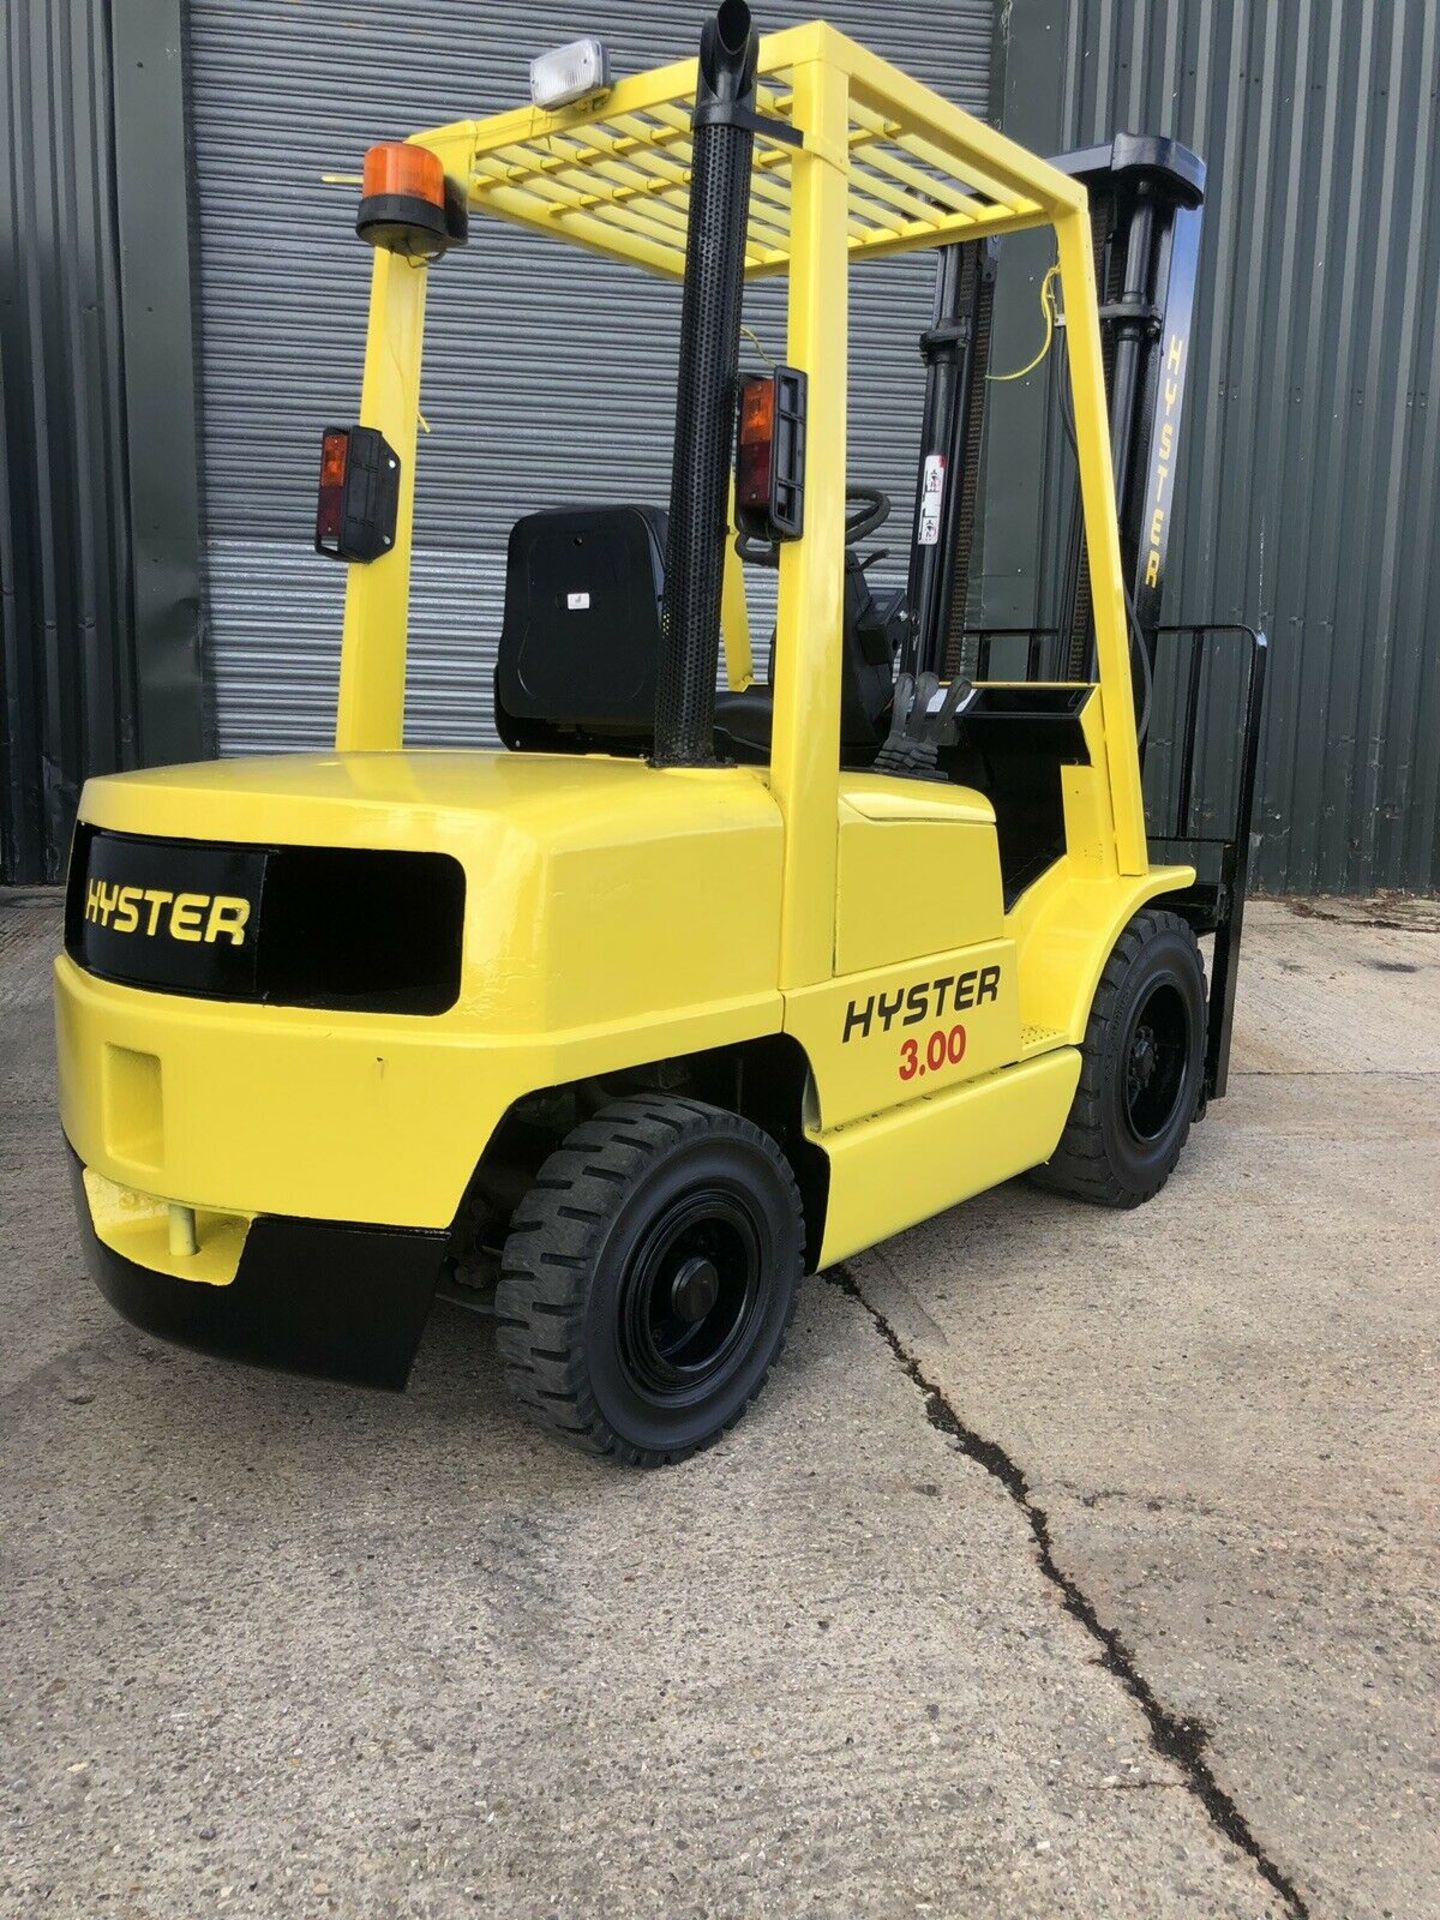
[917,453,947,546]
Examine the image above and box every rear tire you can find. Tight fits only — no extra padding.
[495,1096,804,1466]
[1030,908,1206,1208]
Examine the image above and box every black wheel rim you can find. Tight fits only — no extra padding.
[1122,981,1190,1143]
[616,1188,763,1405]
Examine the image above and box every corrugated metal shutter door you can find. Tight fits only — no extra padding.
[187,1,994,753]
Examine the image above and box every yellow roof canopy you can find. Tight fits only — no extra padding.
[417,22,1081,281]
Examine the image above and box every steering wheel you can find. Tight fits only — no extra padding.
[844,485,891,545]
[735,485,893,566]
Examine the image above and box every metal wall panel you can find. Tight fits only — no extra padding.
[0,0,205,885]
[186,0,993,755]
[1,0,134,882]
[990,0,1440,894]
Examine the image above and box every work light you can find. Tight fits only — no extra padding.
[530,38,612,111]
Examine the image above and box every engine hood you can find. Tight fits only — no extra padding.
[74,750,785,1036]
[78,749,770,853]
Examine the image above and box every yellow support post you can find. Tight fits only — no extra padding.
[335,246,428,751]
[1054,206,1149,874]
[166,1204,198,1258]
[769,54,850,987]
[334,125,474,752]
[721,475,754,690]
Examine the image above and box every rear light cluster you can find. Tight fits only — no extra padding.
[315,429,352,552]
[735,367,807,544]
[314,425,400,564]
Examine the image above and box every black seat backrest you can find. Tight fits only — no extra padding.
[494,501,903,764]
[841,554,903,744]
[495,505,667,749]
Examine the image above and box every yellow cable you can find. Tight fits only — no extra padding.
[987,262,1062,383]
[740,324,777,368]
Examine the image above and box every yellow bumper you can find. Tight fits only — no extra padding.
[54,955,517,1230]
[55,954,782,1232]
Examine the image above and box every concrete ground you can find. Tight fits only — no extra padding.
[2,891,1436,1919]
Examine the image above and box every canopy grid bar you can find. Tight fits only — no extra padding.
[408,22,1081,283]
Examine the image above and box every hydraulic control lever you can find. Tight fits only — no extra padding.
[873,672,972,782]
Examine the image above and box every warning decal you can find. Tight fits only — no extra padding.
[917,453,947,546]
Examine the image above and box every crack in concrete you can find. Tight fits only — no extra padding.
[826,1263,1311,1920]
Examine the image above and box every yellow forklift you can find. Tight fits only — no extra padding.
[56,5,1265,1464]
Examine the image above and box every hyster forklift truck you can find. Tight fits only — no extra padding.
[56,6,1266,1465]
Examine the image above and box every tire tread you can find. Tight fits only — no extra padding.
[495,1095,803,1467]
[1031,909,1206,1209]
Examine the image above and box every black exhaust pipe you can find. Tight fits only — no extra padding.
[653,0,760,766]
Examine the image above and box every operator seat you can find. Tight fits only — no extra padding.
[494,504,667,754]
[493,504,902,762]
[712,550,904,765]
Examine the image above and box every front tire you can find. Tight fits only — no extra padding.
[495,1096,804,1466]
[1031,907,1207,1208]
